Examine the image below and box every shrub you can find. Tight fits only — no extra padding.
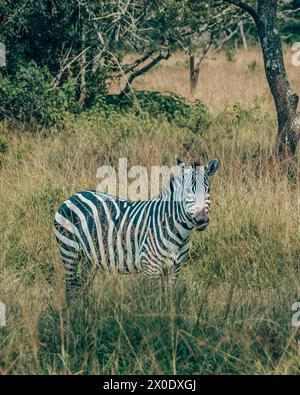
[106,91,211,133]
[84,66,108,109]
[0,137,9,154]
[0,61,77,128]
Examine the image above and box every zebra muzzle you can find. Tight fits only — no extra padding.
[194,209,209,231]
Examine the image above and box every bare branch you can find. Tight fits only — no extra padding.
[215,27,239,52]
[51,47,90,90]
[224,0,260,24]
[120,51,171,98]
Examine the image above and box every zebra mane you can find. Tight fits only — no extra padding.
[191,161,201,168]
[161,170,184,200]
[160,161,204,199]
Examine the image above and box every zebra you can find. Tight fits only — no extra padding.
[54,158,219,294]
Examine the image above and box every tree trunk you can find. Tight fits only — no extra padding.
[256,0,300,159]
[239,20,248,50]
[189,54,200,95]
[189,40,211,95]
[225,0,300,159]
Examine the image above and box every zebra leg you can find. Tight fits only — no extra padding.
[162,261,182,288]
[140,259,162,299]
[142,267,165,308]
[55,245,81,299]
[170,261,182,283]
[54,219,81,295]
[60,253,96,300]
[76,254,97,293]
[54,223,95,298]
[142,258,163,286]
[61,255,81,296]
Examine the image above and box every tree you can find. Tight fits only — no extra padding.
[280,0,300,42]
[1,0,299,148]
[223,0,300,160]
[189,32,212,95]
[82,0,214,97]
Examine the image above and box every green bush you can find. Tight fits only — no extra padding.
[1,62,210,132]
[106,91,211,133]
[0,137,9,154]
[84,66,108,109]
[0,61,77,128]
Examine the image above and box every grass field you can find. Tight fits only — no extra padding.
[0,48,300,374]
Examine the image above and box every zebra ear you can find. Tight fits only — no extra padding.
[206,159,219,176]
[176,157,185,167]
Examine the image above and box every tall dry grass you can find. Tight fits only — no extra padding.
[0,48,300,374]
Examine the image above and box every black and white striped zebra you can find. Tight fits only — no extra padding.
[54,159,219,293]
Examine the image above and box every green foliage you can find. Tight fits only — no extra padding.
[106,91,211,133]
[0,137,9,154]
[0,0,81,75]
[0,0,296,130]
[280,0,300,42]
[0,0,256,130]
[84,67,109,109]
[0,61,78,127]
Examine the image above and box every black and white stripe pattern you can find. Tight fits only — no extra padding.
[54,159,219,293]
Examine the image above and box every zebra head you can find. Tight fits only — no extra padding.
[176,158,219,231]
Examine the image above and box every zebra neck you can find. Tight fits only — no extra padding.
[158,196,193,241]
